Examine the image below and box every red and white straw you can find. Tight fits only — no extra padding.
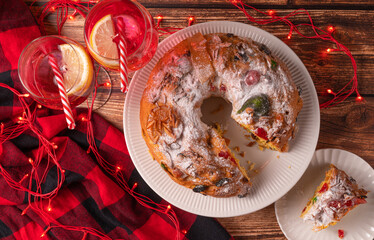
[117,18,129,93]
[48,54,76,129]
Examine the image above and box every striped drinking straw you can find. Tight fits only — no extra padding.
[48,54,76,129]
[116,18,129,93]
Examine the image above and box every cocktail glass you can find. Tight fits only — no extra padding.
[18,35,95,110]
[84,0,158,73]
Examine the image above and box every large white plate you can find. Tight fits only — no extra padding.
[123,21,320,217]
[275,149,374,239]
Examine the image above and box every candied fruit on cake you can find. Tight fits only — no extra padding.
[140,32,302,197]
[300,164,368,231]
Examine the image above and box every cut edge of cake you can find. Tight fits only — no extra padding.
[300,164,368,231]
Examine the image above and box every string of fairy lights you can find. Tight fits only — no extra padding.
[228,0,361,107]
[0,0,362,239]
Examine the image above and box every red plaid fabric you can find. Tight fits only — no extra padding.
[0,1,233,239]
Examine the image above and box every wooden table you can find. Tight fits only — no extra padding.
[27,0,374,239]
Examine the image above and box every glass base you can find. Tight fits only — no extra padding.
[78,64,112,110]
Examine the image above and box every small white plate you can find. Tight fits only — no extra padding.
[123,21,320,217]
[275,148,374,240]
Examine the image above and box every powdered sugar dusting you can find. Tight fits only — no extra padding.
[302,166,367,230]
[142,33,301,196]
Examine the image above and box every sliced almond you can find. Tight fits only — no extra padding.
[147,120,155,129]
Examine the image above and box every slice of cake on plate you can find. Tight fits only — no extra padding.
[300,164,368,231]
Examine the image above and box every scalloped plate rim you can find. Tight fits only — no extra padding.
[275,148,374,240]
[123,21,320,217]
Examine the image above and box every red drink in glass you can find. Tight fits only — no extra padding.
[84,0,158,71]
[18,36,95,110]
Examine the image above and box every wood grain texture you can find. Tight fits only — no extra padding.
[218,205,286,240]
[138,0,288,8]
[25,1,374,239]
[25,0,374,7]
[319,97,374,164]
[292,0,374,7]
[24,0,289,8]
[28,7,374,95]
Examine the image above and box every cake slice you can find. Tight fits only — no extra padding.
[300,164,368,231]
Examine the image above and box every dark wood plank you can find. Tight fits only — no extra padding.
[24,0,289,8]
[319,97,374,164]
[217,205,286,239]
[138,0,288,8]
[29,7,374,95]
[25,0,374,9]
[292,0,374,7]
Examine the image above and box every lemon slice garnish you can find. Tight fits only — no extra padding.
[89,14,119,69]
[59,43,94,95]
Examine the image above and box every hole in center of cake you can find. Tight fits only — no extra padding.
[200,96,232,127]
[200,96,279,177]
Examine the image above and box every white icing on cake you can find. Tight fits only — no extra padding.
[302,167,367,230]
[142,33,302,197]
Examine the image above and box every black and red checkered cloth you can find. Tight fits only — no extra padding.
[0,1,233,239]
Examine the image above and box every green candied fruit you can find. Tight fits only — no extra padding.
[312,196,318,203]
[237,94,270,116]
[271,59,278,70]
[160,162,167,170]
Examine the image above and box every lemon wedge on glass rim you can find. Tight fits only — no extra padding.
[59,43,94,96]
[88,14,119,69]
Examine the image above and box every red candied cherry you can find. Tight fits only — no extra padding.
[210,83,217,91]
[338,229,344,239]
[220,84,227,92]
[328,200,340,209]
[344,200,352,207]
[318,183,329,193]
[255,128,268,140]
[354,198,367,205]
[218,151,236,165]
[245,70,261,86]
[219,151,229,159]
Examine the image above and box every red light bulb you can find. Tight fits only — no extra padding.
[165,204,172,213]
[131,182,138,191]
[328,26,335,32]
[188,16,195,26]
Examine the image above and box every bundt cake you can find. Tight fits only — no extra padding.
[140,32,303,197]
